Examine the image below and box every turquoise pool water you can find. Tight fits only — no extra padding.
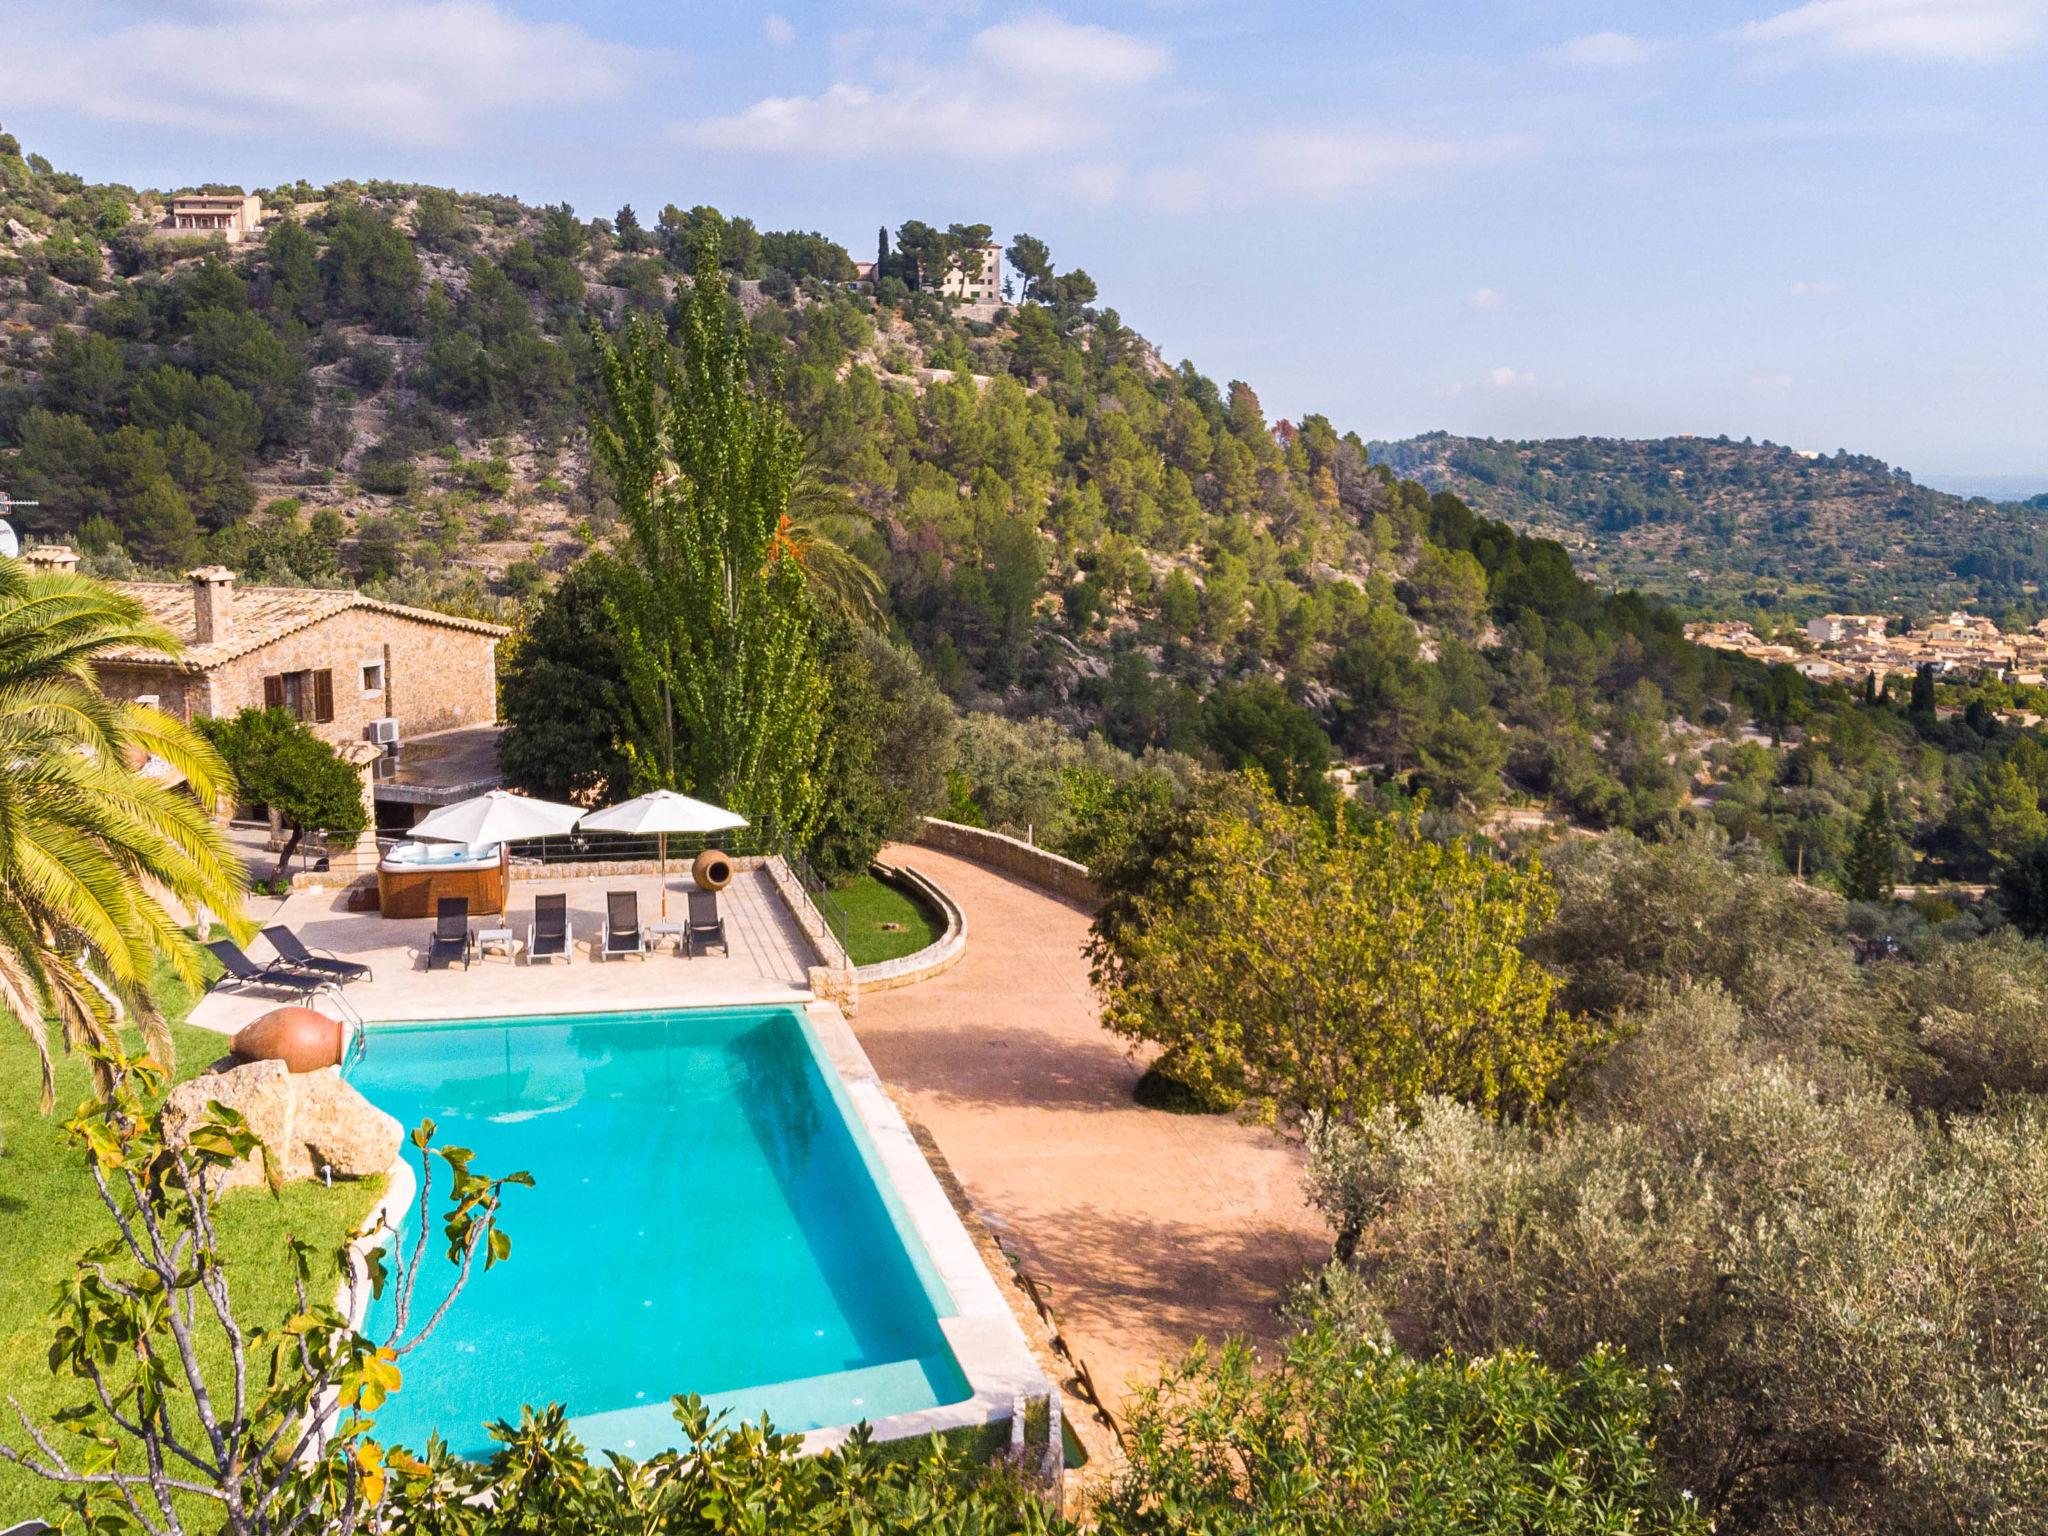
[349,1006,970,1457]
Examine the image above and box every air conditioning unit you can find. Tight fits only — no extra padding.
[365,717,401,749]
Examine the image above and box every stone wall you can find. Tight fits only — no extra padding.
[855,860,967,992]
[917,819,1099,907]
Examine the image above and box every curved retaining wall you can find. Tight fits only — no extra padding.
[916,819,1099,907]
[856,860,968,992]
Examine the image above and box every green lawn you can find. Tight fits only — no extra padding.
[0,978,384,1523]
[837,873,945,967]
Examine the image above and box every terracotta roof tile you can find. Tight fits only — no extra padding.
[104,582,507,670]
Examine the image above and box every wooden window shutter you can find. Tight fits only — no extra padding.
[263,674,285,710]
[313,669,335,723]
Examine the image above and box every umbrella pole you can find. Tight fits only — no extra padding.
[659,831,667,916]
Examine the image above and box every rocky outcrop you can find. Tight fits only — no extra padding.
[163,1059,401,1191]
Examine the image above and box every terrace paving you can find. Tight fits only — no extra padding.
[852,844,1328,1426]
[185,869,815,1038]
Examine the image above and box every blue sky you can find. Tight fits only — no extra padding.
[5,0,2047,484]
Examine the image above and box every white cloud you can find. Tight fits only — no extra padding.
[0,0,649,148]
[1789,279,1841,297]
[1738,0,2048,62]
[1055,161,1126,206]
[1467,287,1506,312]
[675,12,1170,159]
[1238,129,1533,203]
[1141,128,1532,210]
[970,13,1172,90]
[1436,366,1546,398]
[763,14,796,46]
[677,79,1098,157]
[1552,30,1671,66]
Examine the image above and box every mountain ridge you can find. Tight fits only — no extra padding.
[1370,430,2048,616]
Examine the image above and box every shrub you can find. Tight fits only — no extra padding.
[460,456,513,495]
[347,341,395,390]
[357,456,415,497]
[1307,994,2048,1533]
[1102,1324,1706,1535]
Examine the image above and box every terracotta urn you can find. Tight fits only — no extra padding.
[231,1006,343,1073]
[693,848,734,891]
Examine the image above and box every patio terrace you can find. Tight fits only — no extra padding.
[186,868,819,1038]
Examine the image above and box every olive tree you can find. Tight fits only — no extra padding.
[1304,986,2048,1533]
[1091,775,1584,1128]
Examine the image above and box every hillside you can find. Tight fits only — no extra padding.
[16,126,2048,892]
[1373,431,2048,616]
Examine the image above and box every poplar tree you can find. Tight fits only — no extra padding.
[589,239,826,841]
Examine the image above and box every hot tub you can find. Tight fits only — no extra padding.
[377,841,505,919]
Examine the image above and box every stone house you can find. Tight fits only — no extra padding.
[940,241,1004,302]
[27,547,508,835]
[161,193,265,243]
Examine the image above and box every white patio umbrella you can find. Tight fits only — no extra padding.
[576,790,748,914]
[409,788,586,846]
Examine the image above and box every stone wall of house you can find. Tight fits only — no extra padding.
[96,608,497,752]
[96,662,210,723]
[916,819,1099,906]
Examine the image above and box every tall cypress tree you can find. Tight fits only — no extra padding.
[1909,663,1937,720]
[1844,788,1897,903]
[589,236,827,841]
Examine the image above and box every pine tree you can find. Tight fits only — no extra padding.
[1844,788,1897,902]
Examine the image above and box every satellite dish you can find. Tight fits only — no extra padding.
[0,520,18,560]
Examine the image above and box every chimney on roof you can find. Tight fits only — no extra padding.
[24,544,79,573]
[188,565,236,645]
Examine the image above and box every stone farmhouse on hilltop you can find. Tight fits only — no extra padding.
[159,193,266,244]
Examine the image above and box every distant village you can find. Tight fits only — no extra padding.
[1687,610,2048,690]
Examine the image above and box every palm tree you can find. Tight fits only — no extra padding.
[775,464,887,627]
[0,559,249,1109]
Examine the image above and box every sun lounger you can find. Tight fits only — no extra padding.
[205,939,331,998]
[599,890,648,961]
[427,897,475,970]
[261,925,373,986]
[686,888,728,957]
[528,893,570,964]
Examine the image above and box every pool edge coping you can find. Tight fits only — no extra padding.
[795,998,1052,1453]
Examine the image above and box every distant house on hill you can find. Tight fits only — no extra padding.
[24,546,507,829]
[159,192,264,243]
[940,241,1003,303]
[1805,613,1889,644]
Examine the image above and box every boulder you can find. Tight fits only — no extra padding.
[294,1069,403,1179]
[163,1060,401,1191]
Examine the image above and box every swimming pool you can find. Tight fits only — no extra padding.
[348,1005,974,1457]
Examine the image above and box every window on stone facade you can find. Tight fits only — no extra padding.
[263,669,335,724]
[361,660,385,694]
[135,694,159,712]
